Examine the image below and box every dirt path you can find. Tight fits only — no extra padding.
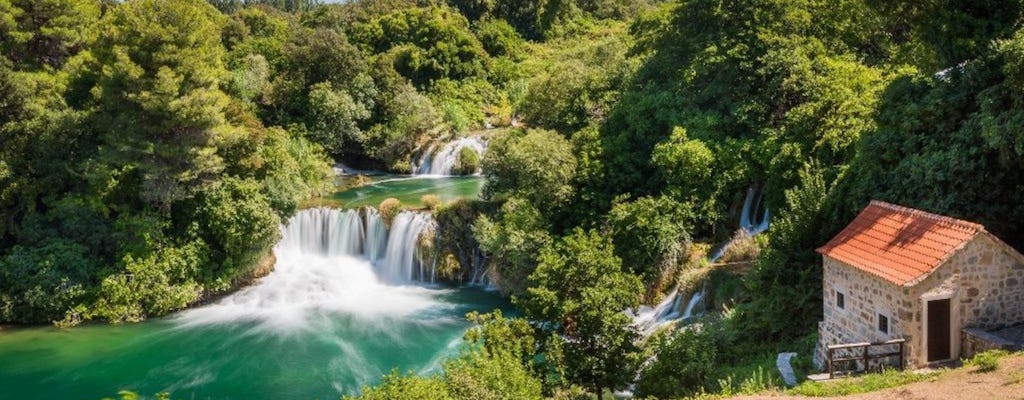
[732,355,1024,400]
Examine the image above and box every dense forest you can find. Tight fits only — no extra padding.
[4,0,1024,399]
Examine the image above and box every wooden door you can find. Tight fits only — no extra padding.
[927,298,951,362]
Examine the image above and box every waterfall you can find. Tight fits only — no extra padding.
[177,207,441,330]
[379,212,437,283]
[413,137,487,176]
[739,184,770,235]
[277,207,438,284]
[632,184,772,336]
[365,208,387,263]
[632,288,702,336]
[278,208,364,256]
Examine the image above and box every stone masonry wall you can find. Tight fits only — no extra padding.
[816,234,1024,369]
[931,235,1024,331]
[815,257,909,369]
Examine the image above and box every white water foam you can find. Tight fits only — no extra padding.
[413,137,487,176]
[177,208,442,332]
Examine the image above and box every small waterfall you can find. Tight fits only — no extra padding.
[413,137,487,176]
[632,288,701,336]
[681,291,703,319]
[632,184,772,336]
[739,184,770,235]
[365,208,388,263]
[278,208,364,256]
[379,211,437,283]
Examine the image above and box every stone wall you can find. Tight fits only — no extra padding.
[815,234,1024,369]
[936,235,1024,331]
[815,257,910,369]
[961,327,1020,359]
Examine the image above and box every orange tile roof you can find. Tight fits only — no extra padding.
[817,201,985,286]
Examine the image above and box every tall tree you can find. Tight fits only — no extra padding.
[87,0,236,208]
[517,229,642,397]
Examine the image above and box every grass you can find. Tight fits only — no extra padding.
[786,368,941,396]
[965,349,1011,372]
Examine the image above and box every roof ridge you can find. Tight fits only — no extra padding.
[869,200,986,232]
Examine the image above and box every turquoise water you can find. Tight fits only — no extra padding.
[0,175,496,400]
[0,287,506,399]
[331,176,483,209]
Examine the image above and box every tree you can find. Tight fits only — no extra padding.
[517,229,642,397]
[352,6,489,87]
[481,129,576,212]
[87,0,235,207]
[635,325,720,398]
[606,195,693,292]
[473,197,552,296]
[0,0,101,68]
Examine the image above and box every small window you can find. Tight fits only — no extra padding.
[836,291,845,309]
[878,314,889,334]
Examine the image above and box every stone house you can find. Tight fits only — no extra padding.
[814,201,1024,369]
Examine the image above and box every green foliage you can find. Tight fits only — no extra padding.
[345,371,454,400]
[0,241,95,323]
[190,177,280,287]
[473,198,552,296]
[89,241,206,323]
[447,311,543,400]
[88,0,233,207]
[635,326,720,398]
[966,349,1011,372]
[481,129,576,212]
[362,84,441,171]
[0,0,100,68]
[519,25,632,133]
[475,18,527,60]
[517,228,642,396]
[453,146,481,175]
[353,6,489,87]
[788,368,940,396]
[606,195,693,291]
[0,0,330,325]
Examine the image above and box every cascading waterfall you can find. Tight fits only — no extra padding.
[739,184,770,235]
[379,212,438,283]
[179,207,441,330]
[631,183,771,336]
[413,137,487,176]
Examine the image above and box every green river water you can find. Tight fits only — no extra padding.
[0,174,498,400]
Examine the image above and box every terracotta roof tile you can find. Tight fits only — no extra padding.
[817,201,984,286]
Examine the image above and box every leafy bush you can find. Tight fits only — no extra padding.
[421,194,442,210]
[481,129,577,212]
[966,349,1011,372]
[453,146,481,175]
[606,195,694,293]
[378,198,402,226]
[636,326,720,398]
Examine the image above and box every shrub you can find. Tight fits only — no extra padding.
[453,146,481,175]
[636,325,720,398]
[379,198,402,226]
[718,230,761,264]
[421,194,441,210]
[967,349,1010,372]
